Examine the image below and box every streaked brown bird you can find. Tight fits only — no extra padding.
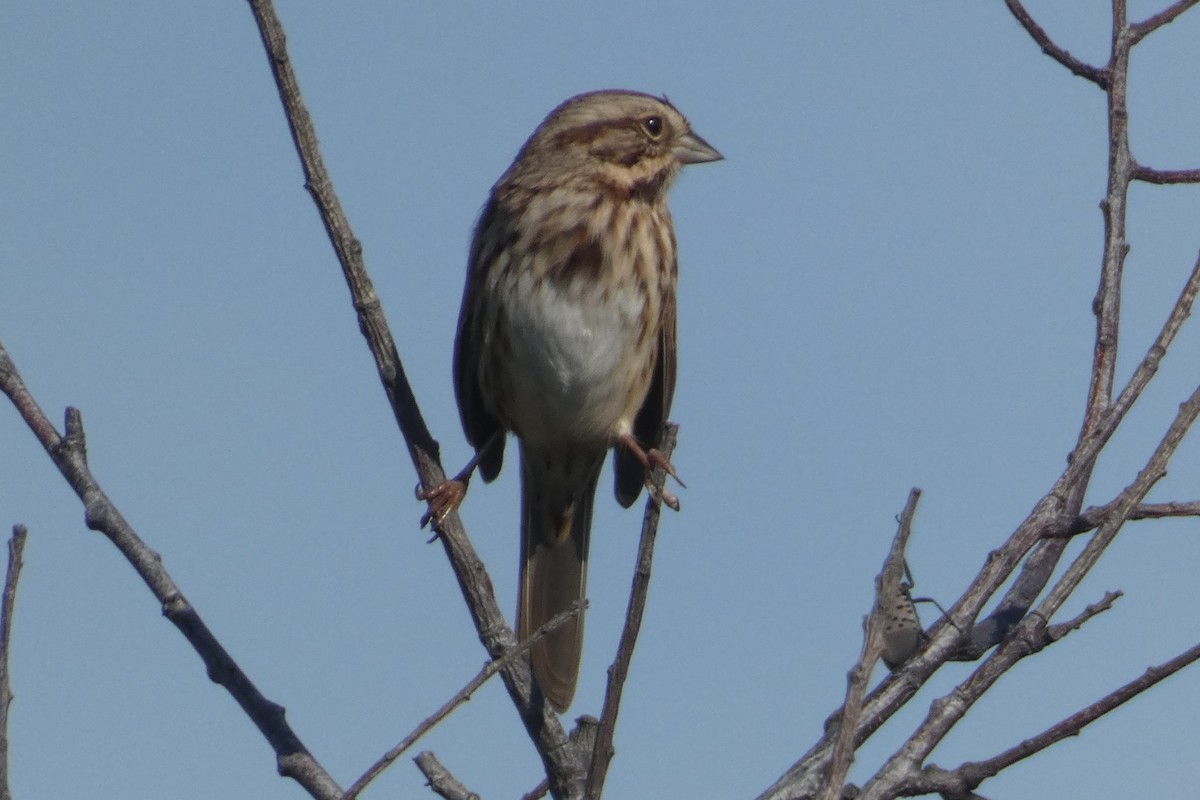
[422,90,721,711]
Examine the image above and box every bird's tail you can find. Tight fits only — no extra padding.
[517,443,604,712]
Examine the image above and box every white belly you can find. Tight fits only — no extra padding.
[496,272,653,446]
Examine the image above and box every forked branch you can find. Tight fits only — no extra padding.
[913,636,1200,797]
[244,0,582,794]
[757,3,1200,797]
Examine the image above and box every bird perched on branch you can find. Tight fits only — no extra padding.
[420,90,721,710]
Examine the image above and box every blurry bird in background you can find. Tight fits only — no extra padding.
[420,90,721,710]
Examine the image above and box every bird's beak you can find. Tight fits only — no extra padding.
[674,130,723,164]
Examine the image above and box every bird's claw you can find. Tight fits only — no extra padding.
[649,481,681,511]
[645,448,686,489]
[416,479,467,528]
[642,449,682,511]
[617,434,684,511]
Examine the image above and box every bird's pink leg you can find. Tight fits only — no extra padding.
[617,432,684,511]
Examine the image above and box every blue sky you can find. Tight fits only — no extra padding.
[3,2,1200,798]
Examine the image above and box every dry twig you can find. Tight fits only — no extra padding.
[346,602,586,800]
[914,635,1200,797]
[0,346,342,799]
[756,3,1200,797]
[414,752,479,800]
[0,526,28,800]
[585,424,678,800]
[820,490,922,800]
[244,0,582,794]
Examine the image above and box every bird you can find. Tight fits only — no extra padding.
[420,90,721,710]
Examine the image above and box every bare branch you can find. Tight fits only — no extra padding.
[925,377,1200,783]
[1101,252,1200,447]
[0,525,28,800]
[821,490,922,800]
[585,424,677,800]
[1069,500,1200,536]
[759,314,1200,798]
[242,1,581,794]
[0,344,342,800]
[1082,13,1133,441]
[857,606,1084,799]
[525,716,601,800]
[754,494,1061,800]
[523,779,551,800]
[346,602,586,800]
[1002,0,1109,86]
[859,381,1200,798]
[968,164,1200,656]
[1037,381,1200,622]
[414,752,479,800]
[1130,0,1200,43]
[1044,590,1122,642]
[914,637,1200,796]
[926,118,1199,668]
[1133,166,1200,185]
[821,611,883,800]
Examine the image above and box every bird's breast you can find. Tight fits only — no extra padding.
[487,256,660,446]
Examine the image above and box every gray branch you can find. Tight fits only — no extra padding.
[0,346,342,799]
[0,526,28,800]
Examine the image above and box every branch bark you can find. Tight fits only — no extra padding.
[346,602,586,800]
[1003,0,1109,86]
[243,0,583,794]
[414,752,479,800]
[585,424,678,800]
[822,490,923,800]
[757,3,1200,797]
[0,346,343,799]
[914,636,1200,797]
[0,526,27,800]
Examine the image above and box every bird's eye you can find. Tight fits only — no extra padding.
[641,116,664,139]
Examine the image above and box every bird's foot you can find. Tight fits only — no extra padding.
[618,435,684,511]
[416,479,467,528]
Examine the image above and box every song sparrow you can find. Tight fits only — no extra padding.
[422,90,721,711]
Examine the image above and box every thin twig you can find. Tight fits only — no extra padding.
[1133,166,1200,184]
[414,752,479,800]
[1083,0,1133,440]
[753,496,1066,798]
[971,251,1200,649]
[1002,0,1109,86]
[523,780,550,800]
[1037,381,1200,622]
[961,30,1200,662]
[914,637,1200,796]
[346,602,586,800]
[242,1,581,794]
[855,583,1115,800]
[1068,500,1200,536]
[821,490,922,800]
[0,344,343,799]
[1098,252,1200,454]
[1044,590,1122,642]
[856,383,1200,800]
[584,424,678,800]
[1130,0,1200,43]
[758,4,1200,798]
[0,526,28,800]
